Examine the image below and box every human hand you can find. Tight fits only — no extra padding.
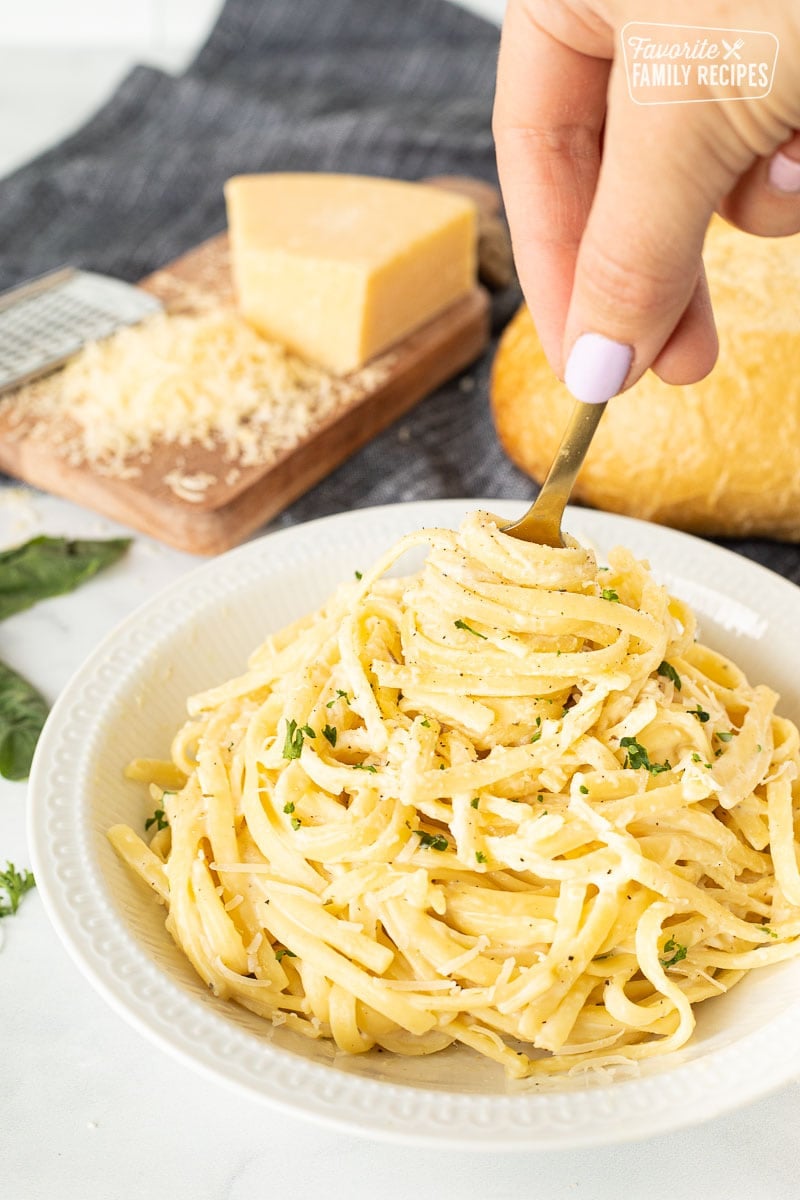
[493,1,800,404]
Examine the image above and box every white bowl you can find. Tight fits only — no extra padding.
[28,500,800,1148]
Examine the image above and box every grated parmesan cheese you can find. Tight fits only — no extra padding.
[4,308,389,486]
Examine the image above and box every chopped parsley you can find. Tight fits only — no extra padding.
[688,705,710,724]
[353,763,377,773]
[322,724,337,747]
[420,717,430,728]
[659,936,688,968]
[475,850,487,864]
[620,736,671,775]
[275,948,297,962]
[327,690,350,708]
[579,784,589,794]
[470,797,480,809]
[454,618,486,639]
[761,925,778,939]
[530,730,541,744]
[145,807,168,832]
[290,817,301,831]
[657,661,682,690]
[415,830,449,851]
[690,752,711,768]
[757,744,763,753]
[0,861,35,917]
[283,801,295,814]
[601,588,620,603]
[354,570,363,581]
[282,719,315,760]
[716,730,734,742]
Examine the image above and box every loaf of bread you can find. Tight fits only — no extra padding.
[491,218,800,540]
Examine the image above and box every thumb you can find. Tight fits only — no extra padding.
[562,68,728,405]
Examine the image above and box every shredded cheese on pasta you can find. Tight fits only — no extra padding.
[109,511,800,1078]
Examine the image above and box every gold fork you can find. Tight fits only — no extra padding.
[502,399,607,547]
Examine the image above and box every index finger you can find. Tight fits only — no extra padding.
[493,0,611,374]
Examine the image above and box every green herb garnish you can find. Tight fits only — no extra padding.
[283,801,295,814]
[282,719,314,760]
[0,536,130,778]
[353,763,377,773]
[290,817,301,831]
[275,948,297,962]
[470,797,480,809]
[716,730,734,742]
[0,861,35,917]
[659,936,688,968]
[0,535,130,622]
[620,736,671,775]
[0,661,49,782]
[145,807,168,832]
[601,588,620,603]
[475,851,487,864]
[688,705,710,723]
[327,690,350,708]
[579,784,589,794]
[454,618,486,639]
[761,925,778,939]
[415,830,448,851]
[354,570,363,581]
[657,661,682,690]
[322,724,337,747]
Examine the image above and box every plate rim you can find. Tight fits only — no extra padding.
[27,499,800,1148]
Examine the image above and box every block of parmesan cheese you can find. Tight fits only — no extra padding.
[224,173,477,374]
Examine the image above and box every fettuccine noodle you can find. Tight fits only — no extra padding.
[110,512,800,1078]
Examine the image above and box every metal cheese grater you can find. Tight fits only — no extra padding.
[0,268,163,396]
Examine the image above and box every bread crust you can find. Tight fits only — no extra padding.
[490,219,800,540]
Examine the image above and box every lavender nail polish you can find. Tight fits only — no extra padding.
[564,333,634,405]
[768,151,800,194]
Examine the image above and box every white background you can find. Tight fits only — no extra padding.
[4,2,800,1198]
[0,0,508,178]
[4,488,800,1200]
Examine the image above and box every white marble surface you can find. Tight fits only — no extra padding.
[2,487,800,1200]
[3,1,800,1193]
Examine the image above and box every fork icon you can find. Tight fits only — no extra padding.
[722,38,745,60]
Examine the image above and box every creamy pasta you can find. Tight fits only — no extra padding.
[110,511,800,1078]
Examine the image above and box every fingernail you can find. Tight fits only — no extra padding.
[768,151,800,194]
[564,333,633,405]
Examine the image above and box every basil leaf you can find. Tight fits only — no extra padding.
[0,536,131,622]
[0,660,49,781]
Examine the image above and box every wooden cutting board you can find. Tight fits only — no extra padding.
[0,177,498,555]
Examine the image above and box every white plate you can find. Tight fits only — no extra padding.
[28,500,800,1148]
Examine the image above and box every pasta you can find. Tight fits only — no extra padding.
[109,511,800,1078]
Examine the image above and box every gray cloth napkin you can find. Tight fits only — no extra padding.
[0,0,797,586]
